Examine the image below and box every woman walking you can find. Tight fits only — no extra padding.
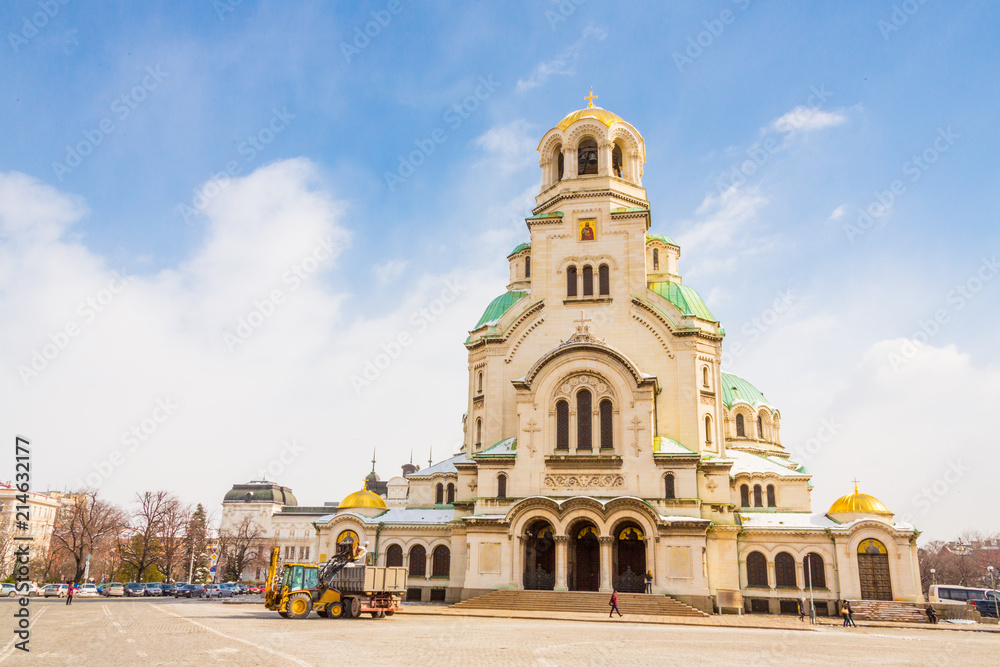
[66,581,74,606]
[609,589,622,618]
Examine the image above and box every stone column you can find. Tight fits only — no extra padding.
[564,147,578,179]
[554,536,569,591]
[599,536,614,593]
[539,157,551,189]
[425,553,432,581]
[598,141,613,177]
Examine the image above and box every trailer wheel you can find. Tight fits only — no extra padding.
[370,611,385,619]
[287,593,313,619]
[384,610,394,617]
[343,596,360,618]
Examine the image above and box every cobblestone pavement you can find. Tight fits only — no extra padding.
[1,598,997,666]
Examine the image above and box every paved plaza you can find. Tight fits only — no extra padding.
[1,598,996,666]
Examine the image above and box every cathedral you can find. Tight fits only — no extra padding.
[222,97,923,613]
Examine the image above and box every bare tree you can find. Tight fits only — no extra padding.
[50,490,126,583]
[118,491,171,582]
[0,510,13,580]
[155,497,190,582]
[218,515,266,582]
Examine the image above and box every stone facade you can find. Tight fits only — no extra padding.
[221,101,922,611]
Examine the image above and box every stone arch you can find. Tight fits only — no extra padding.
[521,342,649,390]
[565,123,609,148]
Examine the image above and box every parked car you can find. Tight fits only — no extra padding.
[972,598,999,618]
[218,583,239,597]
[160,583,176,596]
[104,583,125,597]
[204,584,233,599]
[16,583,40,597]
[175,584,205,599]
[43,584,69,598]
[143,583,163,597]
[124,583,144,597]
[76,583,100,597]
[1,583,16,597]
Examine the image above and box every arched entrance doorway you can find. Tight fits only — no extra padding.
[612,522,646,593]
[857,538,892,600]
[568,521,600,591]
[522,520,555,590]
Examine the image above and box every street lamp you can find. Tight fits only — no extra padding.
[930,568,936,587]
[988,566,997,615]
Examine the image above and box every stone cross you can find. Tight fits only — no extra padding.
[573,310,593,335]
[523,418,541,458]
[627,415,646,457]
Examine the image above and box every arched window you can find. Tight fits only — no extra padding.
[477,372,483,394]
[577,389,592,450]
[702,366,709,387]
[766,484,776,508]
[567,266,577,297]
[757,415,764,439]
[555,400,569,450]
[804,553,826,588]
[432,545,450,577]
[385,544,403,567]
[746,551,768,587]
[664,474,676,499]
[653,248,659,271]
[557,151,564,181]
[740,484,750,507]
[775,552,796,587]
[753,484,763,507]
[704,415,712,444]
[578,138,598,175]
[525,256,531,278]
[409,545,426,577]
[446,483,455,504]
[736,414,746,437]
[497,473,507,499]
[475,418,482,447]
[598,264,609,296]
[582,265,594,296]
[612,143,623,177]
[599,399,613,450]
[435,483,444,505]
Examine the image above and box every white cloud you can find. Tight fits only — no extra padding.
[0,163,492,514]
[372,259,408,284]
[516,25,607,93]
[473,120,537,175]
[673,185,771,277]
[771,106,847,134]
[828,204,848,221]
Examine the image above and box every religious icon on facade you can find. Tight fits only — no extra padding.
[579,219,596,241]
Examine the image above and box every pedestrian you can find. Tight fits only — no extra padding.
[609,589,622,618]
[66,580,74,606]
[842,600,856,627]
[798,598,806,622]
[644,571,653,594]
[925,604,938,624]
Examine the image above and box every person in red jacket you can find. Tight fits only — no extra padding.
[66,581,74,606]
[609,589,622,618]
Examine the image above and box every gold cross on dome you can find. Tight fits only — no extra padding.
[852,478,860,493]
[585,89,598,108]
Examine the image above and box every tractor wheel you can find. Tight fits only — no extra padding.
[327,602,343,618]
[287,593,313,620]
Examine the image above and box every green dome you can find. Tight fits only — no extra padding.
[648,281,715,321]
[646,233,676,246]
[720,373,773,409]
[508,242,531,257]
[472,290,529,330]
[223,483,298,506]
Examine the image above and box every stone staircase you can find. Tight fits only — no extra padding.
[847,600,928,623]
[451,590,709,617]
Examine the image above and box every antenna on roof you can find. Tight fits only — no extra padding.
[428,447,433,468]
[371,447,377,473]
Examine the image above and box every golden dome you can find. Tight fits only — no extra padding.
[828,481,892,515]
[338,479,387,511]
[556,105,626,132]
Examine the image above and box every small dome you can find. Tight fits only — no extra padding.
[338,479,387,511]
[556,105,625,132]
[829,482,892,515]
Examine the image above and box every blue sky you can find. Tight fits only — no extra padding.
[2,1,998,539]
